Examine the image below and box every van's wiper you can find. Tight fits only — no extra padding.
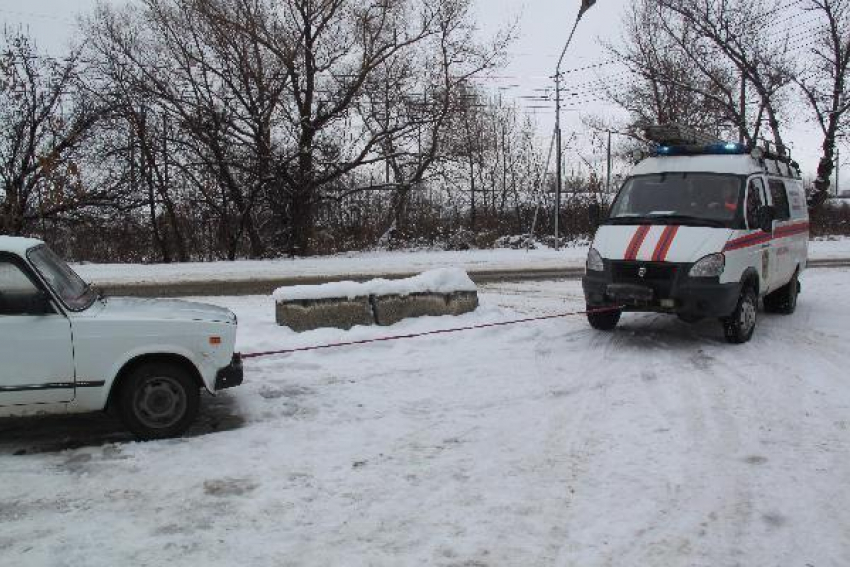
[602,216,648,225]
[603,215,725,227]
[644,214,725,227]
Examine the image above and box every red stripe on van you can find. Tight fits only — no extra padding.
[774,221,809,239]
[723,221,809,252]
[652,226,679,262]
[624,225,650,260]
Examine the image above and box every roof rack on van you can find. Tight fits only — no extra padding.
[751,139,802,180]
[641,124,802,181]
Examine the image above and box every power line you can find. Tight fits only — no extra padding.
[0,7,75,23]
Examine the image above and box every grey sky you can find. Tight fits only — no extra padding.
[0,0,831,183]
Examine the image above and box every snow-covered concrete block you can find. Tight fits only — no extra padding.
[274,296,373,332]
[372,291,479,326]
[273,268,478,331]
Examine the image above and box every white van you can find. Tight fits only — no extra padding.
[582,141,808,343]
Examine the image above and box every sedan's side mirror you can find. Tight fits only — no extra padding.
[757,205,775,233]
[25,291,54,316]
[588,203,602,226]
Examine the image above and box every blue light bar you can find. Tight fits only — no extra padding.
[654,142,748,157]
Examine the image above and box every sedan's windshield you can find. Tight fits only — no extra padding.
[27,245,97,311]
[606,173,745,227]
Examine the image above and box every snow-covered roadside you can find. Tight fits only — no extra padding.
[74,246,591,287]
[809,235,850,259]
[2,272,850,566]
[73,239,850,287]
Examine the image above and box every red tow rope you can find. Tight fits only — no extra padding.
[240,306,621,360]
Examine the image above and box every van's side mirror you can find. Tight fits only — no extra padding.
[588,203,602,226]
[757,205,775,233]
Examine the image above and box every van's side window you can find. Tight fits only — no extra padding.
[0,260,42,316]
[768,179,791,221]
[746,178,765,230]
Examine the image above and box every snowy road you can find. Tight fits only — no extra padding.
[2,271,850,566]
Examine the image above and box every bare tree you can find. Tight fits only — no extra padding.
[796,0,850,206]
[605,0,738,139]
[208,0,480,254]
[608,0,794,149]
[655,0,795,148]
[87,0,288,259]
[360,0,512,233]
[0,31,103,236]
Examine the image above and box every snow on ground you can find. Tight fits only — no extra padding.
[2,269,850,566]
[810,235,850,259]
[73,239,850,286]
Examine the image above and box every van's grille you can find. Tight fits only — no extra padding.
[610,261,679,298]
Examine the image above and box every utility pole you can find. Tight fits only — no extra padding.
[553,0,596,250]
[555,73,563,250]
[739,76,746,144]
[837,146,840,197]
[606,129,612,192]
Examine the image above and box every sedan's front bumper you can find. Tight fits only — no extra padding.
[214,354,244,390]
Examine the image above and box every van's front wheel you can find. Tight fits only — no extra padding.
[587,306,621,331]
[722,287,757,344]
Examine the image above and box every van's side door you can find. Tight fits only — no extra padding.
[0,253,75,406]
[744,177,772,292]
[767,178,794,288]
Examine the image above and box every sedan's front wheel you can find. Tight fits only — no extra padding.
[117,362,200,440]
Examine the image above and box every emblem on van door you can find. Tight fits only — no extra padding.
[638,266,648,278]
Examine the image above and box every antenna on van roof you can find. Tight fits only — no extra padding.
[643,123,723,146]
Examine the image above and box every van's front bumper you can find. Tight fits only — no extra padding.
[582,261,741,319]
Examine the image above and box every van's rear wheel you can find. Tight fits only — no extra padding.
[587,306,621,331]
[764,271,799,314]
[117,362,200,440]
[722,287,757,344]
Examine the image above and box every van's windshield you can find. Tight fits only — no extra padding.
[605,173,745,228]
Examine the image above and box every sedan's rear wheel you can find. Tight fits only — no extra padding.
[117,362,200,440]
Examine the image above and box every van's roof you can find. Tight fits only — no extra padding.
[632,154,765,177]
[0,235,45,256]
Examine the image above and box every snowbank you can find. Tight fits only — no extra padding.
[273,268,477,302]
[74,247,587,287]
[70,238,850,291]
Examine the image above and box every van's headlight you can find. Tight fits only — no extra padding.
[689,253,725,277]
[586,248,604,272]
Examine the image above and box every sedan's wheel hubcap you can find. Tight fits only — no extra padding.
[134,377,186,429]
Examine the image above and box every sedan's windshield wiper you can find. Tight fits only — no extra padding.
[75,282,101,303]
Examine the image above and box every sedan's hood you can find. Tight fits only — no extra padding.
[594,224,732,263]
[99,297,235,324]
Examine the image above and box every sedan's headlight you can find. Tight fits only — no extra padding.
[689,253,725,277]
[586,248,604,272]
